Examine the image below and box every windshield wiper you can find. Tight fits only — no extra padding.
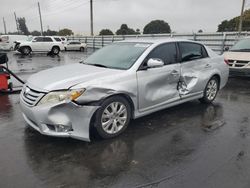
[231,49,250,52]
[80,61,109,68]
[91,63,108,68]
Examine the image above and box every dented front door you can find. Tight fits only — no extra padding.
[137,63,181,111]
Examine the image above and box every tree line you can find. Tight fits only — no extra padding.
[11,18,172,36]
[101,8,250,35]
[99,20,171,35]
[218,9,250,32]
[6,17,74,36]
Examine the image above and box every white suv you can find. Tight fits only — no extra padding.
[15,36,64,55]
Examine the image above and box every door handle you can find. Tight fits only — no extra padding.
[204,64,212,68]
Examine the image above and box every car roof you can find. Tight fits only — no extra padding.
[117,38,201,45]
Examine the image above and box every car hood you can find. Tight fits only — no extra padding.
[27,63,123,92]
[224,51,250,61]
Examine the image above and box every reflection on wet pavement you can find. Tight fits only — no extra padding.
[0,51,250,188]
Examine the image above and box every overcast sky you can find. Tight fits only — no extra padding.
[0,0,246,35]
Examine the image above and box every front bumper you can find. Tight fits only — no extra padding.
[229,68,250,77]
[20,96,99,142]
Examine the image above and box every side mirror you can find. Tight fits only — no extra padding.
[147,58,164,69]
[0,53,8,65]
[224,46,229,51]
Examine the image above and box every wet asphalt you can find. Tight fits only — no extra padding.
[0,51,250,188]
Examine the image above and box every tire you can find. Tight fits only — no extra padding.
[21,46,31,55]
[94,96,131,139]
[80,47,85,52]
[199,76,219,104]
[51,46,60,55]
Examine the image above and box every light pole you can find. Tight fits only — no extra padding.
[38,2,44,36]
[238,0,246,33]
[90,0,94,36]
[14,12,19,34]
[3,17,7,34]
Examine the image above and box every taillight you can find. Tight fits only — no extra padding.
[224,59,229,65]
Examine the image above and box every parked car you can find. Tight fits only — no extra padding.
[14,36,64,55]
[224,37,250,77]
[65,41,87,51]
[0,35,29,51]
[20,39,229,141]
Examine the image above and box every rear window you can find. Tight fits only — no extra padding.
[179,42,208,62]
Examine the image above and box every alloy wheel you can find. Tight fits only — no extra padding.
[206,79,218,100]
[101,102,128,134]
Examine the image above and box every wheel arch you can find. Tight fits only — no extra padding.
[99,93,135,118]
[89,93,135,124]
[51,45,60,50]
[88,93,135,138]
[20,45,32,51]
[210,74,221,89]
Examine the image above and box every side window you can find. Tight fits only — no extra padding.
[34,37,43,42]
[179,42,208,62]
[147,43,178,65]
[43,37,53,42]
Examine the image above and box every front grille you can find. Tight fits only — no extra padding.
[227,60,250,68]
[21,86,45,106]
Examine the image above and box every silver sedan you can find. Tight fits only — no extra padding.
[20,39,229,141]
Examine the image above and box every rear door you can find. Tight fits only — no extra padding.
[137,42,181,112]
[178,42,211,97]
[42,37,54,51]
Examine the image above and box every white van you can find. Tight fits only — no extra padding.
[0,35,29,51]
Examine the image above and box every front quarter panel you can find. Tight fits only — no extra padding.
[72,71,138,117]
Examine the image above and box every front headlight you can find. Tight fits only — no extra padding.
[38,89,85,106]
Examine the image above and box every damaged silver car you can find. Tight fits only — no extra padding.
[20,39,229,141]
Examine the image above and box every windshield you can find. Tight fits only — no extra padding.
[230,38,250,52]
[84,42,151,70]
